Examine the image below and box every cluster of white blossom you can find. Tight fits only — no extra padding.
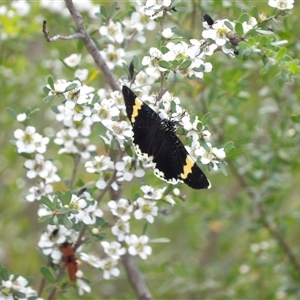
[8,0,296,297]
[13,125,60,202]
[0,274,41,300]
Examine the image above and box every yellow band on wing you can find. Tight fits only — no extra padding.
[181,156,194,179]
[131,98,142,123]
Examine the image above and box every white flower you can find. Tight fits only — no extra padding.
[91,99,120,122]
[125,234,152,260]
[80,252,102,268]
[99,258,120,279]
[99,21,124,44]
[140,185,166,200]
[134,197,158,223]
[202,19,234,46]
[11,0,30,16]
[77,278,91,295]
[24,154,60,182]
[108,199,133,221]
[99,44,125,70]
[38,225,78,260]
[63,53,81,67]
[115,156,145,182]
[101,241,126,260]
[85,155,114,173]
[16,113,26,122]
[25,182,53,202]
[103,120,132,148]
[111,219,130,241]
[268,0,294,10]
[74,68,88,81]
[193,142,226,169]
[51,79,72,93]
[162,28,174,39]
[14,126,49,154]
[1,274,38,299]
[145,0,171,19]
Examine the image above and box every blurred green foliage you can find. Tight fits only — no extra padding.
[1,0,300,299]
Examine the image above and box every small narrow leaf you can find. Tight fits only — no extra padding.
[291,114,300,123]
[201,112,212,125]
[64,190,72,205]
[178,59,192,70]
[224,141,235,153]
[276,47,287,60]
[43,86,51,94]
[150,238,171,243]
[158,60,171,69]
[238,13,249,23]
[41,195,55,210]
[40,266,56,283]
[43,95,56,104]
[235,22,244,37]
[39,215,53,223]
[252,6,259,20]
[62,216,73,229]
[0,266,9,281]
[6,107,17,120]
[65,83,78,92]
[224,20,233,31]
[47,76,54,90]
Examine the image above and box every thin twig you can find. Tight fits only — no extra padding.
[64,0,119,91]
[42,20,84,42]
[121,253,152,300]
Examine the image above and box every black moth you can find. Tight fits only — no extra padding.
[122,85,211,190]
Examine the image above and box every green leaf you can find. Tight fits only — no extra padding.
[178,59,192,70]
[201,112,212,125]
[6,107,17,120]
[150,238,171,243]
[91,93,100,104]
[252,6,259,20]
[238,13,249,23]
[158,60,171,69]
[40,266,56,283]
[43,95,56,104]
[43,86,51,94]
[160,46,169,54]
[58,207,71,215]
[13,291,26,299]
[248,37,255,47]
[170,100,177,113]
[167,72,176,84]
[224,141,235,154]
[276,47,287,60]
[99,5,107,19]
[174,72,184,81]
[224,20,233,31]
[41,195,55,210]
[27,108,40,117]
[64,190,72,205]
[62,216,73,229]
[259,35,267,46]
[47,76,54,90]
[291,114,300,123]
[65,83,78,92]
[38,215,53,223]
[235,22,244,37]
[108,2,118,18]
[219,162,228,176]
[256,29,274,36]
[0,266,9,280]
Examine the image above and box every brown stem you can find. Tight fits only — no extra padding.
[229,162,300,278]
[64,0,119,91]
[121,253,152,300]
